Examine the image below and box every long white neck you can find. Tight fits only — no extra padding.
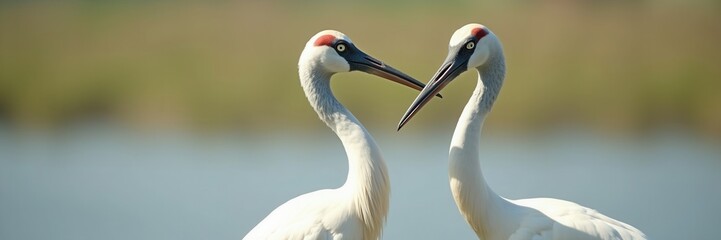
[298,63,390,240]
[448,52,520,239]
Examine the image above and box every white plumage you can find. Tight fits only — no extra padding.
[244,30,430,240]
[398,23,647,240]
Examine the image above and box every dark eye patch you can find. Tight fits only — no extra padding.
[333,40,353,54]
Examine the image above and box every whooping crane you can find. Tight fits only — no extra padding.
[243,30,434,240]
[397,23,647,240]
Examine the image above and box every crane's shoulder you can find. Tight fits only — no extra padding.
[243,189,361,240]
[509,198,647,240]
[244,219,335,240]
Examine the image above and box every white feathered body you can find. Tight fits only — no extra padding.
[243,189,362,240]
[443,24,647,240]
[244,30,390,240]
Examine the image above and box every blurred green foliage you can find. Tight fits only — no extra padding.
[0,1,719,136]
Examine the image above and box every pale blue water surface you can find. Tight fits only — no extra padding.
[1,125,719,239]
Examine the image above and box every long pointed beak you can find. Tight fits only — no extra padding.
[347,48,442,98]
[397,52,468,130]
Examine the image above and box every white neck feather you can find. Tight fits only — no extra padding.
[298,62,390,240]
[448,52,521,239]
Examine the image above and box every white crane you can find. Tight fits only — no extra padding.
[397,24,647,240]
[243,30,436,240]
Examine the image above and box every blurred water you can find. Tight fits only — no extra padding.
[0,126,720,240]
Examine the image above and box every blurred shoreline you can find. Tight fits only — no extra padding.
[1,1,719,137]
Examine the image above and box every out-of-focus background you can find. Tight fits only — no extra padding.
[1,1,720,239]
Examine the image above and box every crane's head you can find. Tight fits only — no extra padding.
[397,24,500,130]
[299,30,441,95]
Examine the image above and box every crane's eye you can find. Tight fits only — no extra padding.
[336,43,347,52]
[466,42,475,50]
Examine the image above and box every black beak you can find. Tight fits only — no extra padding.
[345,45,442,98]
[397,50,468,130]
